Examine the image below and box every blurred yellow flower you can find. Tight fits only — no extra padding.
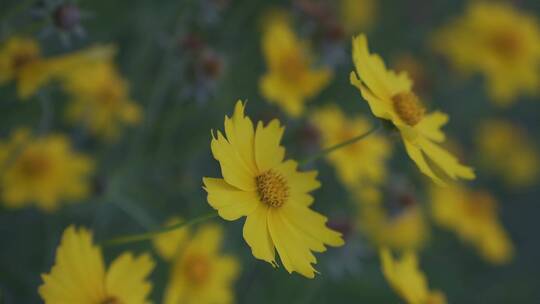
[163,224,239,304]
[39,226,155,304]
[339,0,377,34]
[432,2,540,105]
[203,101,344,278]
[351,34,475,184]
[430,185,514,265]
[0,129,94,211]
[63,61,142,139]
[0,36,115,99]
[476,119,539,187]
[380,248,447,304]
[310,105,392,189]
[152,217,190,261]
[260,16,332,117]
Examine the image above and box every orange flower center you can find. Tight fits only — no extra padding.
[256,170,289,208]
[184,254,211,285]
[490,30,522,60]
[19,151,51,179]
[279,53,306,83]
[11,50,38,71]
[392,92,425,126]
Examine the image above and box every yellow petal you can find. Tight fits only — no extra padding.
[105,253,154,304]
[224,100,258,173]
[403,139,444,185]
[242,204,276,265]
[350,72,393,120]
[418,137,475,180]
[274,160,320,194]
[254,119,285,173]
[416,112,449,143]
[203,177,259,220]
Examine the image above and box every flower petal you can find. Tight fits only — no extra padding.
[224,101,258,173]
[203,177,259,220]
[105,253,155,304]
[418,137,475,180]
[416,112,449,143]
[254,119,285,173]
[403,139,444,185]
[274,160,320,194]
[243,204,276,265]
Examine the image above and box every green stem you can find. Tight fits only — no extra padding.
[101,211,219,246]
[300,122,381,166]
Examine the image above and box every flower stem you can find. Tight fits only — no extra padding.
[101,211,219,246]
[300,122,381,166]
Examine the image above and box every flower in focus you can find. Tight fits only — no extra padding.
[430,185,514,265]
[339,0,377,35]
[63,61,142,139]
[380,248,447,304]
[162,224,240,304]
[0,129,94,211]
[310,104,392,190]
[203,101,344,278]
[432,2,540,105]
[39,226,155,304]
[476,119,539,188]
[260,16,332,117]
[350,34,475,184]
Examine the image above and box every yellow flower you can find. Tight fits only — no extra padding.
[152,217,191,261]
[380,248,447,304]
[39,226,155,304]
[63,61,142,139]
[260,17,332,117]
[310,104,392,189]
[0,129,94,211]
[430,185,514,265]
[432,2,540,105]
[476,119,539,187]
[0,36,115,99]
[350,34,475,184]
[163,224,240,304]
[339,0,377,34]
[203,101,344,278]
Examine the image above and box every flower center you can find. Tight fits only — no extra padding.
[19,151,51,179]
[184,254,211,285]
[490,30,521,60]
[101,296,122,304]
[391,92,425,126]
[279,52,306,83]
[12,50,38,71]
[256,170,289,208]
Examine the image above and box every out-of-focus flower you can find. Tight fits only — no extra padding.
[260,16,332,117]
[350,34,475,185]
[339,0,377,34]
[310,104,391,190]
[432,2,540,105]
[430,185,514,265]
[163,224,239,304]
[476,119,539,187]
[0,129,94,212]
[380,248,447,304]
[0,36,115,99]
[63,61,142,139]
[152,217,190,261]
[39,226,155,304]
[203,101,344,278]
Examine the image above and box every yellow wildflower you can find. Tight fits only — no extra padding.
[0,129,94,211]
[39,226,155,304]
[203,101,344,278]
[339,0,377,34]
[476,119,539,187]
[260,16,332,117]
[152,217,190,261]
[350,34,475,184]
[163,224,240,304]
[310,104,392,189]
[430,185,514,265]
[432,2,540,105]
[380,248,447,304]
[63,61,142,139]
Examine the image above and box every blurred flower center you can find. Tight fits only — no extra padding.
[392,92,425,126]
[11,50,39,72]
[101,296,122,304]
[465,192,496,221]
[490,30,522,60]
[19,151,51,179]
[256,170,289,207]
[278,53,306,83]
[184,254,211,285]
[98,85,122,108]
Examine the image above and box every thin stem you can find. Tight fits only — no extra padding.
[300,122,382,166]
[101,211,219,246]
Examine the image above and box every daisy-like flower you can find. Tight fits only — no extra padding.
[430,185,514,265]
[260,15,332,117]
[350,34,475,184]
[63,61,142,139]
[161,223,240,304]
[39,226,155,304]
[380,248,447,304]
[0,129,94,211]
[203,101,344,278]
[432,2,540,105]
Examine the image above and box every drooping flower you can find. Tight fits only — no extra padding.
[260,16,332,117]
[63,61,142,139]
[476,119,539,188]
[380,248,447,304]
[430,185,514,265]
[350,34,475,184]
[162,224,240,304]
[39,226,155,304]
[310,104,392,189]
[0,129,94,211]
[203,100,344,278]
[432,2,540,105]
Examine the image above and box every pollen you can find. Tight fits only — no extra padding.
[392,92,425,126]
[256,170,289,208]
